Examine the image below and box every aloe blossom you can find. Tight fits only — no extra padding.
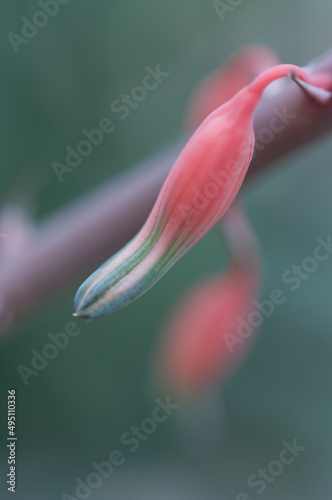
[74,64,331,318]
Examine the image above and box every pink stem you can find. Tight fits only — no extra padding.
[249,63,331,96]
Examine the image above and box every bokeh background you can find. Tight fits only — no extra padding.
[1,1,332,498]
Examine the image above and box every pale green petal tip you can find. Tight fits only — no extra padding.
[73,264,163,320]
[73,225,174,320]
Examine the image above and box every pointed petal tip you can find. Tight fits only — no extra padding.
[73,307,99,320]
[73,309,91,319]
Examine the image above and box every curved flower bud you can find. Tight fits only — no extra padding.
[185,44,279,131]
[154,205,260,398]
[74,64,331,319]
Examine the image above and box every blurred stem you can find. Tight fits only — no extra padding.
[220,203,261,279]
[1,49,332,333]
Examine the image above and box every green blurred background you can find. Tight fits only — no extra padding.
[1,0,332,498]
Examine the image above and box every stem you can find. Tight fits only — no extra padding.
[220,203,261,280]
[249,63,331,97]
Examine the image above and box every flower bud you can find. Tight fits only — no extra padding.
[74,64,330,318]
[156,266,258,397]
